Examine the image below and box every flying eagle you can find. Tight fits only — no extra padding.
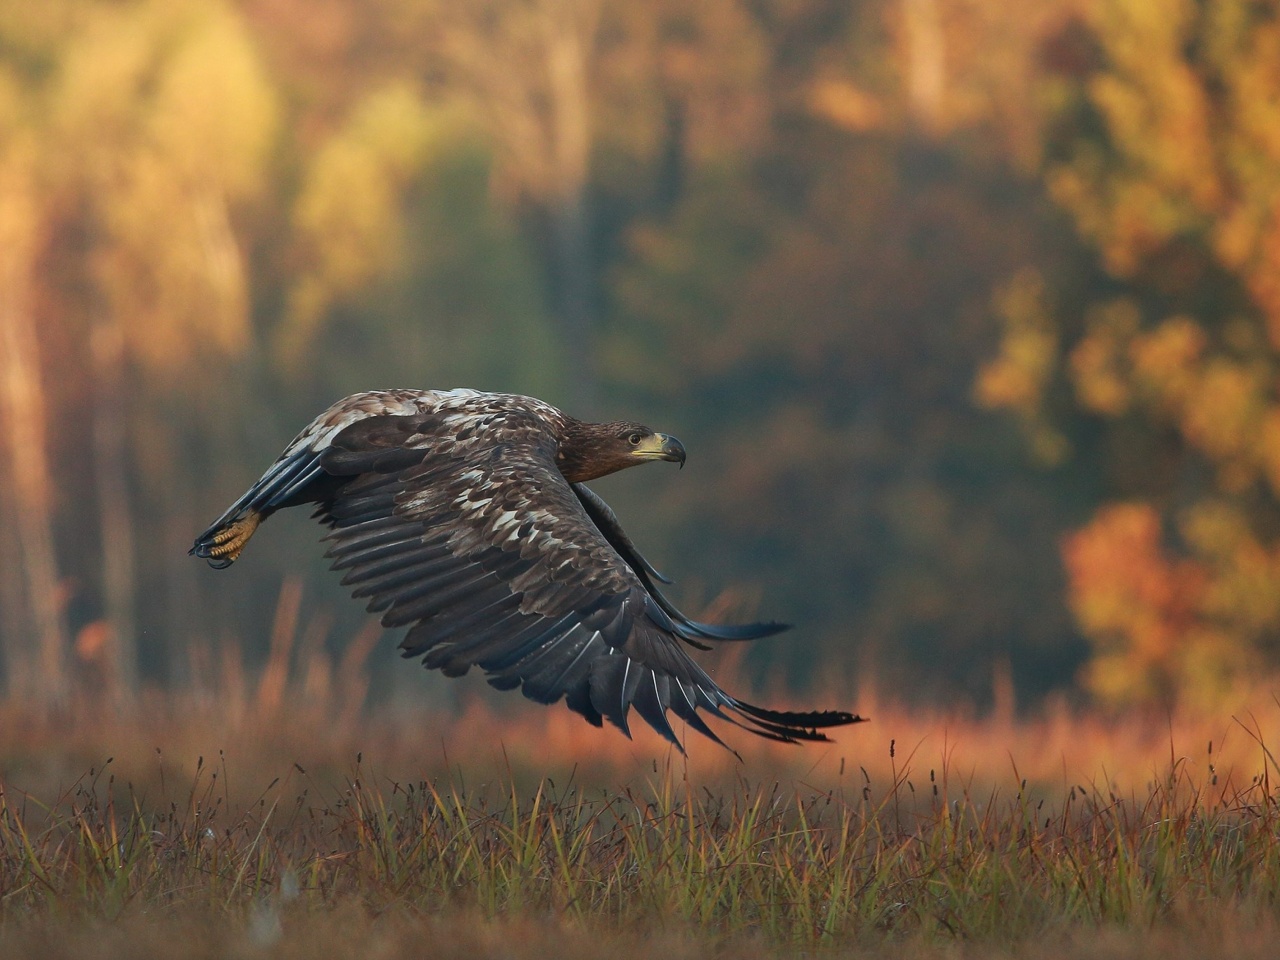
[192,389,863,750]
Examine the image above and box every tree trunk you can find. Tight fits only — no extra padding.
[903,0,946,133]
[548,187,596,412]
[542,0,600,413]
[0,146,69,706]
[438,0,604,412]
[0,410,30,695]
[91,320,137,697]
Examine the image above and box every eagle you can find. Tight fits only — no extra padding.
[191,389,863,750]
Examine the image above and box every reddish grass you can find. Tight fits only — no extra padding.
[3,636,1280,959]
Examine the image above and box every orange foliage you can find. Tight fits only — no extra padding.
[1062,503,1206,705]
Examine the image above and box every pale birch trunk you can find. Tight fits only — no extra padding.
[0,145,69,706]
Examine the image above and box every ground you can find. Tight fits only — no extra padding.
[1,677,1279,959]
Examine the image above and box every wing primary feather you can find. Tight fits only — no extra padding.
[344,549,455,594]
[730,698,866,730]
[515,628,601,705]
[618,658,633,726]
[534,631,601,702]
[326,495,398,526]
[398,593,524,656]
[329,536,425,571]
[322,513,404,535]
[589,654,633,738]
[563,682,604,727]
[669,682,735,754]
[629,671,682,750]
[499,622,590,680]
[473,612,581,672]
[424,612,536,670]
[645,577,790,643]
[367,559,477,605]
[379,569,499,627]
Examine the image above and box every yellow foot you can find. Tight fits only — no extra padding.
[206,510,262,565]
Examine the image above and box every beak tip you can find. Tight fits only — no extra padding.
[658,433,687,468]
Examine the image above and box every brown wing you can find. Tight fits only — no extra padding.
[315,410,862,751]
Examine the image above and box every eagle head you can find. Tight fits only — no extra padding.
[558,419,686,482]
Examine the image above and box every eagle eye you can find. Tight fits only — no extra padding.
[627,432,643,445]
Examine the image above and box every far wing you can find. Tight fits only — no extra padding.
[571,484,790,649]
[316,411,859,750]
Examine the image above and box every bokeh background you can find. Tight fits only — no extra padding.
[3,0,1279,719]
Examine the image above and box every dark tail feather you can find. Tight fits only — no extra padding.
[678,618,791,642]
[728,698,867,743]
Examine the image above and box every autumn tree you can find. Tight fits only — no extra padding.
[981,0,1280,705]
[602,0,1102,700]
[0,0,279,696]
[6,0,1223,711]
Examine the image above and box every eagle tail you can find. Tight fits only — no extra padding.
[191,449,325,568]
[725,698,868,744]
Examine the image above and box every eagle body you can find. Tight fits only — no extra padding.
[193,389,863,750]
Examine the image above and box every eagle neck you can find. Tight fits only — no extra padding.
[557,416,610,483]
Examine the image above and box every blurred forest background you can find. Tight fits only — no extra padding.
[2,0,1279,715]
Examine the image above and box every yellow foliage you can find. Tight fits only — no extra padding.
[976,270,1056,411]
[278,85,440,369]
[1069,300,1140,415]
[1181,500,1280,638]
[1124,317,1273,490]
[1049,0,1280,706]
[146,6,278,197]
[1056,0,1280,357]
[1127,315,1204,400]
[1068,496,1280,707]
[1169,625,1259,711]
[52,0,279,375]
[1178,359,1265,468]
[1048,0,1280,287]
[1215,21,1280,341]
[976,269,1069,465]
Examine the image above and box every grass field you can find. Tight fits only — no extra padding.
[3,662,1280,959]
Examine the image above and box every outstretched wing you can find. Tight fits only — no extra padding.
[316,409,861,750]
[191,390,444,567]
[570,484,790,649]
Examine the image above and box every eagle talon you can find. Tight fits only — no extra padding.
[197,511,262,567]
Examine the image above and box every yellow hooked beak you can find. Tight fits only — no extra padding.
[632,432,686,467]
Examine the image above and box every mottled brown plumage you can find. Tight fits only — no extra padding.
[192,389,864,750]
